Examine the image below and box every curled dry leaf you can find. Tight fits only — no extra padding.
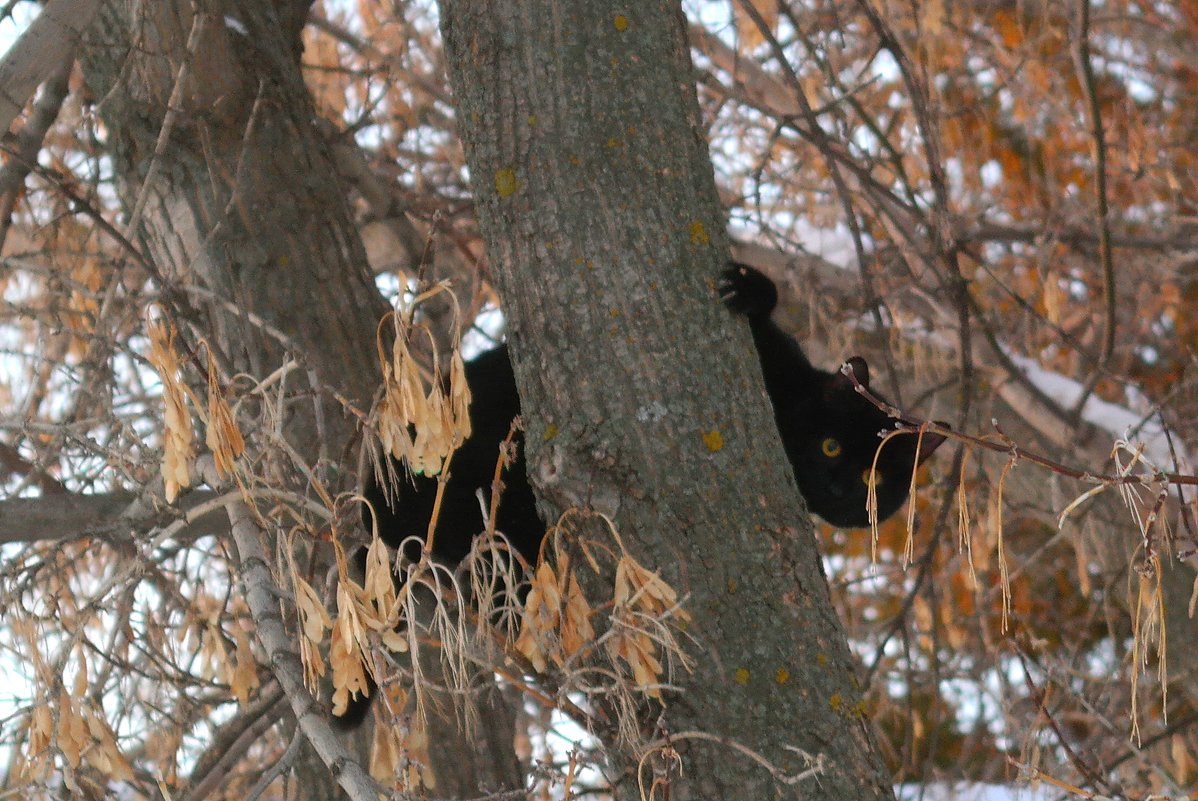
[145,314,195,502]
[330,582,371,716]
[294,574,331,690]
[204,347,244,481]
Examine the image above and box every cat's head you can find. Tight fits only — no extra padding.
[792,356,947,528]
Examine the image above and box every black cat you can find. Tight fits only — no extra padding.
[337,263,946,728]
[718,262,947,526]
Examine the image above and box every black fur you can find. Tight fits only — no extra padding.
[336,263,946,728]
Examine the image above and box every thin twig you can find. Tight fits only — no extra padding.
[1069,0,1117,419]
[842,362,1198,489]
[735,0,905,403]
[1016,645,1120,798]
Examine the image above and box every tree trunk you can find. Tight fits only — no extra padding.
[80,1,385,451]
[440,2,895,799]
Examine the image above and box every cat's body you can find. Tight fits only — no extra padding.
[339,263,945,728]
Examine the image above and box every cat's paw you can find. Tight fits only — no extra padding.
[718,262,778,318]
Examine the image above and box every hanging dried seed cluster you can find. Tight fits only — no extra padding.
[517,512,693,706]
[375,282,472,477]
[145,313,196,502]
[145,312,246,500]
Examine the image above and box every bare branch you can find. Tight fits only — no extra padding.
[0,0,101,134]
[0,489,227,545]
[196,454,383,801]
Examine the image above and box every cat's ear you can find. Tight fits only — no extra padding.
[831,356,870,392]
[913,421,950,464]
[846,356,870,387]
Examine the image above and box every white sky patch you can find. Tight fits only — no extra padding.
[898,783,1048,800]
[223,15,249,36]
[0,3,35,50]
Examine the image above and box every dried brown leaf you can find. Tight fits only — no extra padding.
[204,348,244,480]
[146,314,195,502]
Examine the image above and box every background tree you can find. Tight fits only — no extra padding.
[2,0,1198,799]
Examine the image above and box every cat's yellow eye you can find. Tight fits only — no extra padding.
[821,438,842,458]
[862,469,883,486]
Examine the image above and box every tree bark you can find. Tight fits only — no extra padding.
[440,2,895,799]
[80,1,385,452]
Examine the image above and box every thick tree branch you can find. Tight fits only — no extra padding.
[0,489,227,545]
[0,0,100,134]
